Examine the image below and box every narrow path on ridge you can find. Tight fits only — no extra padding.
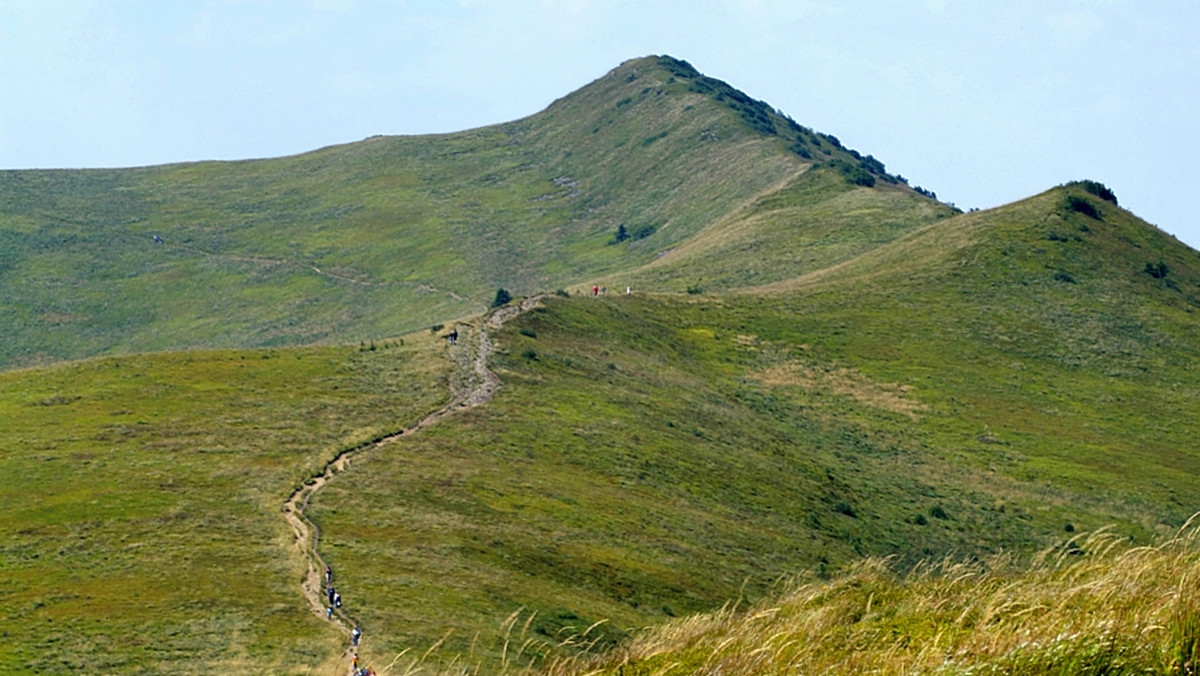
[281,295,545,674]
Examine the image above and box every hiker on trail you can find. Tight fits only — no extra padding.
[626,286,631,295]
[327,586,335,605]
[447,329,458,345]
[352,654,359,670]
[592,285,599,296]
[352,626,361,646]
[334,591,342,608]
[326,606,333,619]
[601,286,607,295]
[152,234,162,244]
[325,565,332,584]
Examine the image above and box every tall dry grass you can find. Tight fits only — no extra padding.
[534,517,1200,675]
[366,518,1200,675]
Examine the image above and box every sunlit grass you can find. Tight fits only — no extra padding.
[1,56,915,370]
[537,519,1200,675]
[0,334,451,675]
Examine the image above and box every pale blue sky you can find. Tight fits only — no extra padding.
[3,0,1197,247]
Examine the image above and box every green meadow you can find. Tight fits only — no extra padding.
[0,335,450,674]
[0,56,913,370]
[311,185,1200,672]
[1,52,1198,675]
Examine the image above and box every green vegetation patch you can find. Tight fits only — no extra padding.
[550,525,1200,675]
[315,189,1200,670]
[0,337,451,674]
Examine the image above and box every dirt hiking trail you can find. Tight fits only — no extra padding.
[281,295,544,674]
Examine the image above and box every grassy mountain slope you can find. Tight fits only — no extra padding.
[4,52,1198,676]
[309,185,1200,672]
[616,162,957,293]
[0,55,940,370]
[0,336,450,675]
[4,188,1197,674]
[544,525,1200,675]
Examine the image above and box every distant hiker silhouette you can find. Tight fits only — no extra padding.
[592,285,599,296]
[352,626,361,646]
[325,565,332,584]
[447,329,458,345]
[152,234,162,244]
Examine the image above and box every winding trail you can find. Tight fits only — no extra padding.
[281,295,545,672]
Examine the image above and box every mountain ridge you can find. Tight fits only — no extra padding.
[0,54,948,370]
[2,54,1199,675]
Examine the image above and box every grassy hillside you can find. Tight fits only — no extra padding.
[309,186,1200,672]
[0,334,450,675]
[4,51,1198,676]
[5,184,1197,674]
[616,162,957,292]
[0,55,940,370]
[542,524,1200,675]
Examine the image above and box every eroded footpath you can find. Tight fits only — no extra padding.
[281,295,544,673]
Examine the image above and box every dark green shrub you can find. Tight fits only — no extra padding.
[519,327,537,338]
[1071,180,1118,205]
[491,288,512,307]
[430,323,444,333]
[827,159,875,187]
[930,505,949,520]
[1066,195,1101,219]
[1054,270,1077,284]
[657,55,699,79]
[612,224,629,243]
[631,224,656,241]
[685,284,704,295]
[789,141,812,159]
[834,501,857,518]
[1145,261,1170,279]
[858,154,886,175]
[554,288,569,298]
[521,348,538,361]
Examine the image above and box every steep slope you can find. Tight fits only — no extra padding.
[310,184,1200,671]
[616,161,956,292]
[0,55,942,370]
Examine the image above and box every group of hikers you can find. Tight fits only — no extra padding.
[592,285,632,296]
[326,565,375,676]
